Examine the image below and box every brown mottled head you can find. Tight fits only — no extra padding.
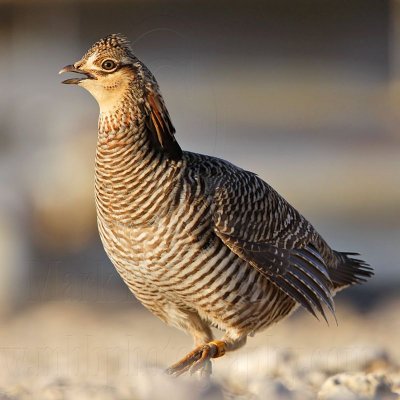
[59,34,141,111]
[82,34,136,65]
[60,34,182,160]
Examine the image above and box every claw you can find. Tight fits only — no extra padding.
[166,340,226,377]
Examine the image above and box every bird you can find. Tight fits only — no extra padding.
[59,33,373,376]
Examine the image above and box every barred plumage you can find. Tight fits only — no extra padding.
[60,34,373,375]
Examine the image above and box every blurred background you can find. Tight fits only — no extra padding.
[0,0,399,399]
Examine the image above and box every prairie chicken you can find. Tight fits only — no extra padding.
[60,34,373,376]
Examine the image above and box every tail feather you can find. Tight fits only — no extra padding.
[329,252,374,289]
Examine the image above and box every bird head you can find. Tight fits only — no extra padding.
[60,34,182,160]
[59,34,142,112]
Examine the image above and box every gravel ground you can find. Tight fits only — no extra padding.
[0,298,399,399]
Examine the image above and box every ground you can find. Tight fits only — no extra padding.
[0,297,399,400]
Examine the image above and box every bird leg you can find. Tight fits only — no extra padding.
[166,340,226,377]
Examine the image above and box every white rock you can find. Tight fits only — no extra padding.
[318,372,397,400]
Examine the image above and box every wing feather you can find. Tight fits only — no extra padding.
[213,172,335,321]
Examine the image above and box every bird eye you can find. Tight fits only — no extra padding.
[101,59,117,71]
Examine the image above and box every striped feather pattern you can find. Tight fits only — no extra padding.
[95,112,298,337]
[70,34,373,353]
[95,105,372,341]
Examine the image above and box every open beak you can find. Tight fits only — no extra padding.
[59,64,96,84]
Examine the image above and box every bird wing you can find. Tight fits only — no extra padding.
[212,170,335,321]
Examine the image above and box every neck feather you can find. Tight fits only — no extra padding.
[97,89,152,155]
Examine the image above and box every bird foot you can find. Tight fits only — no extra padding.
[166,340,226,377]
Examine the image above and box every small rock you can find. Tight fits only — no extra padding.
[318,372,397,400]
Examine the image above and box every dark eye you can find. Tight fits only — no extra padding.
[101,59,117,71]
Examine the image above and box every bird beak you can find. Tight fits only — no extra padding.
[59,64,95,84]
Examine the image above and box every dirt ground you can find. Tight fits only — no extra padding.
[0,297,399,399]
